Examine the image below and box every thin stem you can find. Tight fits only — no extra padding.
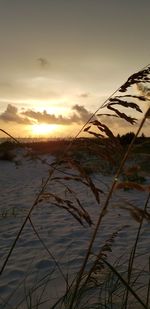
[124,191,150,308]
[146,256,150,308]
[29,217,68,287]
[0,170,53,276]
[68,107,150,309]
[100,258,147,309]
[0,63,149,304]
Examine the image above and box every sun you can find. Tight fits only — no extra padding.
[31,123,58,136]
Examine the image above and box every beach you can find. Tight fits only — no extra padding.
[0,150,149,308]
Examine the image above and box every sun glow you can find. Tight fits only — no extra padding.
[31,123,58,136]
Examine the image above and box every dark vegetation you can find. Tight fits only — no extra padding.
[0,134,150,156]
[0,64,150,308]
[0,135,149,175]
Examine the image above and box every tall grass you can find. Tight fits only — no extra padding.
[0,64,150,308]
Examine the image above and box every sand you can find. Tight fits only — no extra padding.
[0,152,149,308]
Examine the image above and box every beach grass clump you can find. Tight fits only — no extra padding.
[0,64,150,309]
[0,149,16,162]
[0,140,17,161]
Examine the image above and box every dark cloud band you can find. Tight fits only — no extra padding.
[0,104,93,125]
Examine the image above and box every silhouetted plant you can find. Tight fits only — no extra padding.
[0,64,150,309]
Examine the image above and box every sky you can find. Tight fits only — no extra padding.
[0,0,150,138]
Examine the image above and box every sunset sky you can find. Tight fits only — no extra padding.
[0,0,150,138]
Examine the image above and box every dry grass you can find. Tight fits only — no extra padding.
[0,64,150,308]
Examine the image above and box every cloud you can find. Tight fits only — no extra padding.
[0,104,33,124]
[72,104,93,122]
[22,104,93,125]
[78,93,90,98]
[1,104,148,135]
[0,104,93,126]
[37,57,49,69]
[22,109,68,124]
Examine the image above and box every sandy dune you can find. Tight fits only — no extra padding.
[0,153,149,308]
